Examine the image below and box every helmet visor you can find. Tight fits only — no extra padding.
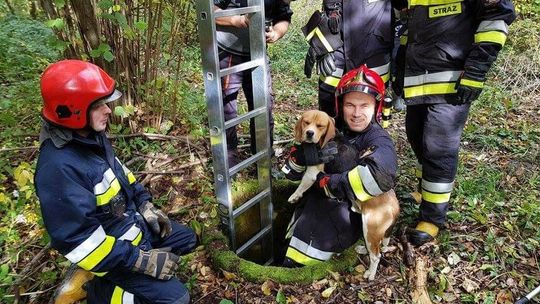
[92,89,122,107]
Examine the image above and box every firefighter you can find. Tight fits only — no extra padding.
[281,65,398,266]
[35,60,197,304]
[214,0,293,165]
[395,0,516,246]
[303,0,395,117]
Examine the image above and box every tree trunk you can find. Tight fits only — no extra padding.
[4,0,15,14]
[38,0,78,58]
[69,0,106,69]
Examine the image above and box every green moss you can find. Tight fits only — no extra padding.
[201,179,360,284]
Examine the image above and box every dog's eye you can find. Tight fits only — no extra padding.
[303,120,310,125]
[317,124,324,128]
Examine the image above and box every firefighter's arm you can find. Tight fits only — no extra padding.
[317,140,398,202]
[266,20,290,43]
[281,144,307,181]
[36,164,140,274]
[115,158,152,208]
[214,5,250,28]
[458,0,516,102]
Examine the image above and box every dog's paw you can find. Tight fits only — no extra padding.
[355,245,368,255]
[288,193,301,203]
[363,270,376,281]
[381,245,397,253]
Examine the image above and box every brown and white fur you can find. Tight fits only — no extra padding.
[287,110,336,204]
[288,110,399,281]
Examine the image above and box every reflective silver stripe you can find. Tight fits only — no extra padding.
[369,62,390,77]
[118,224,141,242]
[65,226,107,263]
[289,236,334,261]
[358,165,383,197]
[477,20,508,34]
[123,291,134,304]
[404,70,462,87]
[422,180,454,193]
[330,67,344,78]
[93,169,117,195]
[288,160,305,173]
[115,157,131,175]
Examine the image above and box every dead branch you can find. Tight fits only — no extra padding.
[400,228,415,267]
[136,157,209,174]
[410,256,432,304]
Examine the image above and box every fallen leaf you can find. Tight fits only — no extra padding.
[447,252,461,266]
[461,278,479,293]
[321,286,336,298]
[222,270,237,280]
[328,270,340,281]
[261,280,275,296]
[354,264,366,274]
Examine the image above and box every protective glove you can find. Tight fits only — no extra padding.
[455,77,483,104]
[323,0,342,34]
[316,52,337,78]
[139,201,172,238]
[304,47,317,78]
[318,141,338,163]
[132,249,180,280]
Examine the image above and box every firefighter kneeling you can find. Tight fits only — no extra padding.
[35,60,197,304]
[281,65,398,266]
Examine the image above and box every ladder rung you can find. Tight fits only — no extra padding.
[214,6,261,18]
[224,107,266,129]
[236,224,272,255]
[229,150,269,176]
[220,58,264,77]
[233,187,271,218]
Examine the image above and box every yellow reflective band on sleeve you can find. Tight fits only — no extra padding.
[306,28,334,53]
[409,0,462,6]
[383,108,391,115]
[111,286,123,304]
[285,247,323,266]
[404,82,457,98]
[320,75,341,87]
[400,35,408,45]
[348,169,374,202]
[132,231,143,246]
[421,190,451,204]
[127,172,136,184]
[460,78,484,88]
[93,271,107,277]
[474,31,507,46]
[95,179,121,206]
[77,236,115,271]
[381,73,390,83]
[428,2,461,17]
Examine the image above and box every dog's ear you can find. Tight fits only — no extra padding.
[320,116,336,147]
[294,115,304,142]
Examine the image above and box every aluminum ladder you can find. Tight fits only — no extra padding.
[196,0,274,264]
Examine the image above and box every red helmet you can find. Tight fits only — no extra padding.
[334,64,385,122]
[40,60,122,129]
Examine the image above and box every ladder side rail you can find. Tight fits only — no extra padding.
[195,0,237,250]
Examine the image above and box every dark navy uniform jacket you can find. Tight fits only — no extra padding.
[35,132,151,275]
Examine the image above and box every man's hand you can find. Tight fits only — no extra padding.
[455,76,483,104]
[231,15,250,28]
[140,201,172,238]
[266,20,289,43]
[132,249,180,280]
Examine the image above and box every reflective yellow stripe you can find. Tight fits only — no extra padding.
[111,286,124,304]
[460,78,484,88]
[127,172,136,184]
[320,75,341,87]
[77,236,115,271]
[381,73,390,83]
[306,28,334,53]
[422,190,451,204]
[416,221,439,237]
[409,0,462,6]
[404,82,457,98]
[96,179,121,206]
[400,35,408,45]
[474,31,507,46]
[93,271,107,277]
[132,232,143,246]
[348,169,374,202]
[285,247,322,266]
[382,121,389,128]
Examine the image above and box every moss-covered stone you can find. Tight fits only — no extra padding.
[201,179,360,284]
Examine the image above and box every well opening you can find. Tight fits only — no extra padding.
[203,179,360,284]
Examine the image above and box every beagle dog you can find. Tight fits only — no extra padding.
[287,110,336,203]
[288,110,399,281]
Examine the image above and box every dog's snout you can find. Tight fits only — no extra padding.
[306,130,314,138]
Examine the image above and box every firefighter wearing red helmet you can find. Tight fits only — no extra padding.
[35,60,196,304]
[280,65,398,266]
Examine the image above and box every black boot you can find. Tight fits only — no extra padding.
[407,221,438,247]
